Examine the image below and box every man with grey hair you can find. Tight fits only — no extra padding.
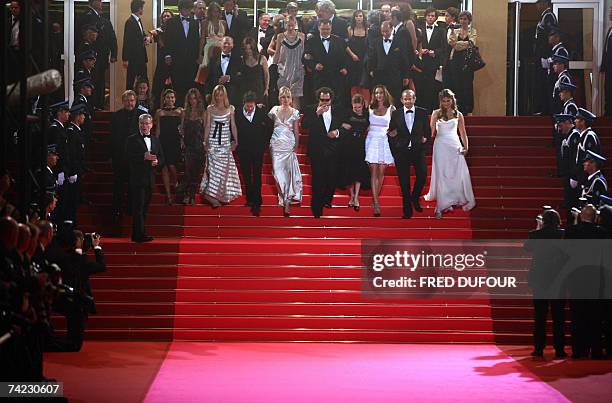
[307,0,347,39]
[125,114,165,242]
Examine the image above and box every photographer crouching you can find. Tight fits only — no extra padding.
[47,224,105,352]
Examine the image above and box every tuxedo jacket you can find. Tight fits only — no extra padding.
[77,7,117,61]
[122,15,147,65]
[110,108,140,160]
[206,52,243,104]
[302,104,347,158]
[163,15,200,71]
[419,22,445,72]
[64,123,86,176]
[388,106,431,156]
[125,133,165,188]
[235,106,272,156]
[307,16,348,40]
[223,10,249,46]
[368,37,412,85]
[302,34,347,90]
[247,26,275,57]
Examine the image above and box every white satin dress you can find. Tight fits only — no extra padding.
[424,117,476,212]
[269,106,303,205]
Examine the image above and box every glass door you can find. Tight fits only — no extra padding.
[553,1,603,114]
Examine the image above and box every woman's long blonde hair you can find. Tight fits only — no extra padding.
[210,85,230,108]
[436,89,459,121]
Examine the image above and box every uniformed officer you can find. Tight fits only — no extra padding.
[575,108,600,168]
[71,79,95,146]
[535,0,558,114]
[556,114,581,218]
[44,145,60,195]
[48,100,70,145]
[579,150,608,208]
[73,51,97,95]
[61,104,88,223]
[551,54,572,115]
[560,83,578,116]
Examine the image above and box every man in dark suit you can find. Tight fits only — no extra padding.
[534,0,558,114]
[601,6,612,116]
[110,90,140,222]
[163,0,201,103]
[122,0,148,90]
[419,7,445,111]
[440,7,459,90]
[236,91,273,216]
[222,0,249,53]
[125,114,164,243]
[307,0,348,40]
[77,0,118,109]
[387,90,431,218]
[368,21,412,106]
[303,19,348,105]
[302,87,347,218]
[206,36,242,106]
[247,13,274,58]
[523,208,566,358]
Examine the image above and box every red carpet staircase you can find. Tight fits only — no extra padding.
[58,113,612,343]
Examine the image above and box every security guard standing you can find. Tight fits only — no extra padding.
[535,0,558,114]
[574,108,600,168]
[61,104,88,223]
[560,83,578,116]
[551,54,572,115]
[73,51,97,95]
[580,150,608,208]
[556,114,581,219]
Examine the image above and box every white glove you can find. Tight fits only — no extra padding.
[540,58,550,69]
[569,179,578,189]
[68,174,78,184]
[57,172,65,186]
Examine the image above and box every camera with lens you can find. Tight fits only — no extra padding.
[83,232,99,252]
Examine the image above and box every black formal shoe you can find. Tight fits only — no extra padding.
[402,209,413,219]
[530,350,544,357]
[555,350,568,359]
[132,235,154,243]
[412,199,423,212]
[324,203,332,209]
[314,214,321,218]
[251,205,261,217]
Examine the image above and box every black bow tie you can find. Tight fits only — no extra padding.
[181,16,190,21]
[384,38,392,43]
[222,53,230,58]
[226,11,233,15]
[406,109,414,114]
[143,134,151,138]
[427,26,433,30]
[259,28,266,33]
[321,37,330,42]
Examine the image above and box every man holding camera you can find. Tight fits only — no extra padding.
[126,114,164,242]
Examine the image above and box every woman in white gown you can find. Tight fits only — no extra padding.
[424,89,476,218]
[269,86,303,216]
[365,85,395,216]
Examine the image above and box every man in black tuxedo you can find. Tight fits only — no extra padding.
[163,0,201,103]
[122,0,148,90]
[247,13,274,58]
[302,87,347,218]
[303,19,348,105]
[77,0,118,109]
[441,7,459,90]
[368,21,412,105]
[110,90,140,222]
[387,90,431,218]
[307,0,348,40]
[206,36,242,106]
[236,91,273,216]
[418,7,445,111]
[223,0,249,53]
[125,114,164,243]
[602,6,612,116]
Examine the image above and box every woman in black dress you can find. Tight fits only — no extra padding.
[448,11,477,115]
[240,37,269,105]
[346,10,369,103]
[155,89,184,204]
[134,77,153,113]
[339,93,370,211]
[179,88,206,205]
[150,9,174,110]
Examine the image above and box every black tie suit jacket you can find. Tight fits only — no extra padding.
[122,15,147,66]
[302,35,347,98]
[247,26,275,57]
[125,133,164,189]
[419,23,445,74]
[164,16,200,94]
[223,10,249,49]
[206,53,243,105]
[307,16,348,40]
[302,104,347,159]
[235,106,272,157]
[110,108,140,161]
[368,38,412,102]
[388,106,431,157]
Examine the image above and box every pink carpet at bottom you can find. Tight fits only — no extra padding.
[143,343,569,403]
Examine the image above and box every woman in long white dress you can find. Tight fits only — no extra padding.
[269,86,302,216]
[365,85,395,216]
[424,89,476,218]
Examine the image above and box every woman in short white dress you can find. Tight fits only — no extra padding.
[424,89,476,218]
[365,85,395,216]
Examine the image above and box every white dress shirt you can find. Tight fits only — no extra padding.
[226,12,233,29]
[10,16,19,48]
[180,15,191,37]
[425,23,436,43]
[257,26,265,53]
[221,53,231,75]
[142,133,152,151]
[243,108,254,123]
[383,38,392,55]
[323,107,332,133]
[321,36,330,53]
[132,14,144,35]
[404,106,415,132]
